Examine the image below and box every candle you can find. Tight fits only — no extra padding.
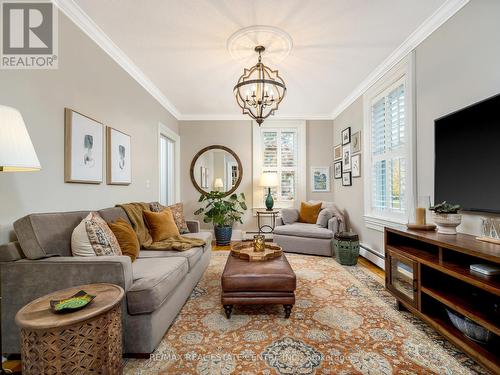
[416,207,426,225]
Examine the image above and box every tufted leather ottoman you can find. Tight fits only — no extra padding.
[221,253,296,318]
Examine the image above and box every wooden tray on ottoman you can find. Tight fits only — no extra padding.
[231,242,282,262]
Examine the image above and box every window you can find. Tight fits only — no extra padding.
[158,123,180,205]
[363,54,415,229]
[253,121,306,209]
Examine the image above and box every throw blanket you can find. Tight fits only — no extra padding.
[117,203,205,251]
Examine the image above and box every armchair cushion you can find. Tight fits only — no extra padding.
[298,202,322,224]
[280,208,299,225]
[273,223,334,239]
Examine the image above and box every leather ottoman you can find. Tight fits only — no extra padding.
[221,253,296,318]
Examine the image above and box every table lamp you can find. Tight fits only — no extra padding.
[213,178,224,191]
[260,171,278,211]
[0,105,41,374]
[0,105,41,171]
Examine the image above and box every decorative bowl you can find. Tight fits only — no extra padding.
[432,213,462,234]
[50,290,96,313]
[446,309,494,343]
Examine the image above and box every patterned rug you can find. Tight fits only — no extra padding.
[124,252,488,375]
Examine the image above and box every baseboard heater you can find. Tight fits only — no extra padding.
[360,244,384,259]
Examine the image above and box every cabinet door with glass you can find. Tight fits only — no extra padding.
[386,249,419,308]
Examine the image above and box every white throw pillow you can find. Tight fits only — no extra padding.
[71,216,96,257]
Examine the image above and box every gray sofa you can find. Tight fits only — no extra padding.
[273,203,346,257]
[0,204,211,355]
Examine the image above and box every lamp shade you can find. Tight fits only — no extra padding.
[214,178,224,188]
[0,105,41,172]
[260,171,279,187]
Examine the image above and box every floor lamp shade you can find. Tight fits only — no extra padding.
[0,105,41,172]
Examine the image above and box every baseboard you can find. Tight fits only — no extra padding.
[359,244,385,269]
[202,229,243,241]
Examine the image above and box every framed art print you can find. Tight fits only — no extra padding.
[352,131,361,153]
[311,166,330,192]
[64,108,104,184]
[342,144,351,171]
[342,172,352,186]
[107,127,131,185]
[334,161,342,179]
[352,154,361,177]
[341,127,351,145]
[334,144,342,161]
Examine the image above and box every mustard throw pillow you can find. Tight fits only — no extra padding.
[298,202,322,224]
[143,208,180,242]
[108,218,140,262]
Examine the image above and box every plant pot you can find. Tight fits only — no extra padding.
[214,226,232,246]
[432,213,462,234]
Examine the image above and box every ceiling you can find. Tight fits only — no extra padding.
[73,0,448,119]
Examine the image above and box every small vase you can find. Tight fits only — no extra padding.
[214,226,232,246]
[432,213,462,235]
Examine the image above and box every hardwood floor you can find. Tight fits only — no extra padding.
[212,241,386,281]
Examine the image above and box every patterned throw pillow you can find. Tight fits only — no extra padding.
[85,212,122,256]
[150,202,190,234]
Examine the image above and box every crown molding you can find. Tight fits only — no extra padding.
[331,0,469,119]
[52,0,181,119]
[178,113,334,122]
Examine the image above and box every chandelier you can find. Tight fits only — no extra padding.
[233,46,286,125]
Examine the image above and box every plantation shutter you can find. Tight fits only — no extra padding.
[261,128,298,203]
[370,81,407,214]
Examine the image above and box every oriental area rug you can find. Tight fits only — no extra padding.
[124,251,487,375]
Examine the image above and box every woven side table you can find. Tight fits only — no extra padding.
[15,283,124,375]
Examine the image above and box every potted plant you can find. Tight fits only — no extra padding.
[429,201,462,234]
[194,191,247,245]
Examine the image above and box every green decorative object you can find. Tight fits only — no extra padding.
[50,290,96,313]
[334,232,360,266]
[265,188,274,211]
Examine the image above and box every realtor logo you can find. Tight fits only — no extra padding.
[1,0,58,69]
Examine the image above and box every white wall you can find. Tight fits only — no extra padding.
[333,0,500,259]
[0,14,178,244]
[415,0,500,236]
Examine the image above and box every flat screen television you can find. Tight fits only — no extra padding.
[434,93,500,214]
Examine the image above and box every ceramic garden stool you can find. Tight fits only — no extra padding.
[15,283,124,375]
[334,231,360,266]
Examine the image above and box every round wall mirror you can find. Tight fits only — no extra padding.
[190,145,243,197]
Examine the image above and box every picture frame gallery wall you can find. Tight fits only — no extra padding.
[65,108,131,185]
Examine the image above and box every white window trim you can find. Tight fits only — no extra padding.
[363,52,416,231]
[252,120,306,210]
[158,123,181,203]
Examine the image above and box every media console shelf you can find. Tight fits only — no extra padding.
[384,227,500,374]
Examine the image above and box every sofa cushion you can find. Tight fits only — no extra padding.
[98,207,131,225]
[138,246,203,270]
[14,211,90,258]
[127,257,188,314]
[280,208,299,225]
[273,223,333,239]
[182,231,212,251]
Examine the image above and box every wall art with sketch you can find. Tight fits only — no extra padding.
[107,127,131,185]
[64,108,104,184]
[311,166,330,192]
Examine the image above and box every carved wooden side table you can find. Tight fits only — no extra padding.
[15,283,124,375]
